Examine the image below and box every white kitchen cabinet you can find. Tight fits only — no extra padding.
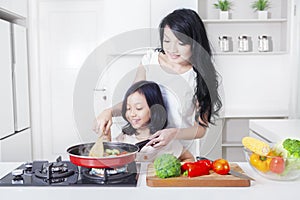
[221,118,249,161]
[0,0,28,18]
[249,119,300,142]
[12,23,30,131]
[0,7,31,161]
[0,19,14,139]
[0,129,32,162]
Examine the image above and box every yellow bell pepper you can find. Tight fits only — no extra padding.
[250,153,271,172]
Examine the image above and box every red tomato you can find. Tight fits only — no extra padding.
[212,159,230,175]
[269,156,285,174]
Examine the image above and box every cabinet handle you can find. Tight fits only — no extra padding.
[94,88,106,92]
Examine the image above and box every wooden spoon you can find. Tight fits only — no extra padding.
[89,135,104,157]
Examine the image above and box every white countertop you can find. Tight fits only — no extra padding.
[249,119,300,142]
[1,162,300,200]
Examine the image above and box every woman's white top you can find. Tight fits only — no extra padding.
[141,49,197,148]
[141,49,196,128]
[116,134,183,162]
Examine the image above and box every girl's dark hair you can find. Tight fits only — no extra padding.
[121,80,168,135]
[158,8,222,127]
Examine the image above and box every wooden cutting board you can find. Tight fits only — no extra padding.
[146,163,250,187]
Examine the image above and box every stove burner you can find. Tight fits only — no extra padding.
[80,162,138,185]
[35,156,75,180]
[90,165,127,176]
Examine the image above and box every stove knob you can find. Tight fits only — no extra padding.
[12,169,24,177]
[25,162,33,169]
[24,162,33,172]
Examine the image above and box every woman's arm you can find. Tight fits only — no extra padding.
[147,123,207,148]
[147,112,208,147]
[134,63,146,82]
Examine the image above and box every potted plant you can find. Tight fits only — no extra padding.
[251,0,271,19]
[213,0,232,20]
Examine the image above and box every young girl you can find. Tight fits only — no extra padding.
[115,80,194,162]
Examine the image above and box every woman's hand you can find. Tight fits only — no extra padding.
[147,128,178,148]
[93,108,113,136]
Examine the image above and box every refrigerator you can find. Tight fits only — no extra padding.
[0,19,32,162]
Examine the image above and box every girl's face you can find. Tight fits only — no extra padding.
[126,91,151,130]
[162,26,192,64]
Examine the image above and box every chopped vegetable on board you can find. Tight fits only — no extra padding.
[154,154,181,178]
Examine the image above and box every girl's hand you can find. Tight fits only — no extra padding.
[147,128,178,148]
[93,108,113,136]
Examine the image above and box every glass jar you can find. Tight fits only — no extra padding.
[218,36,229,52]
[238,35,249,52]
[258,35,269,52]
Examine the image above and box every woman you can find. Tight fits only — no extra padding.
[94,8,222,151]
[115,80,194,162]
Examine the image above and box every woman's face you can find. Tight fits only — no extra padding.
[162,26,192,64]
[125,91,151,130]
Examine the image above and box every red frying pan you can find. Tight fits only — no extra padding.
[67,140,148,168]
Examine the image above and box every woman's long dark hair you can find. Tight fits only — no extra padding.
[158,8,222,127]
[121,81,168,135]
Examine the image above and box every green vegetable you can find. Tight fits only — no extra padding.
[153,154,181,178]
[273,138,300,175]
[282,138,300,158]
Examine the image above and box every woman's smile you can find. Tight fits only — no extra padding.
[130,118,141,126]
[167,52,181,60]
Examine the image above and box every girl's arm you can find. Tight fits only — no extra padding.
[93,103,122,134]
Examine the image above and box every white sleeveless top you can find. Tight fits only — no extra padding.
[141,49,197,148]
[141,49,196,128]
[116,134,183,162]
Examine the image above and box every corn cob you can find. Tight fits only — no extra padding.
[242,136,270,156]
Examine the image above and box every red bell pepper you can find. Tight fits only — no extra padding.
[199,159,213,170]
[181,160,211,177]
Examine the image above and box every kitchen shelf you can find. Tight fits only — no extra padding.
[213,51,288,56]
[203,19,287,23]
[199,0,290,55]
[0,4,26,26]
[221,142,243,147]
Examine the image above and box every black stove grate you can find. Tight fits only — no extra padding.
[0,159,139,187]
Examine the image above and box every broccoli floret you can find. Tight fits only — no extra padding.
[283,138,300,158]
[153,154,181,178]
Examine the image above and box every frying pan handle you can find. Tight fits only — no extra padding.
[135,139,150,152]
[135,136,160,152]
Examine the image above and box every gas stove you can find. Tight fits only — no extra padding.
[0,157,139,187]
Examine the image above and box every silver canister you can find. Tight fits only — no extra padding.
[218,36,229,52]
[258,35,269,52]
[238,35,249,52]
